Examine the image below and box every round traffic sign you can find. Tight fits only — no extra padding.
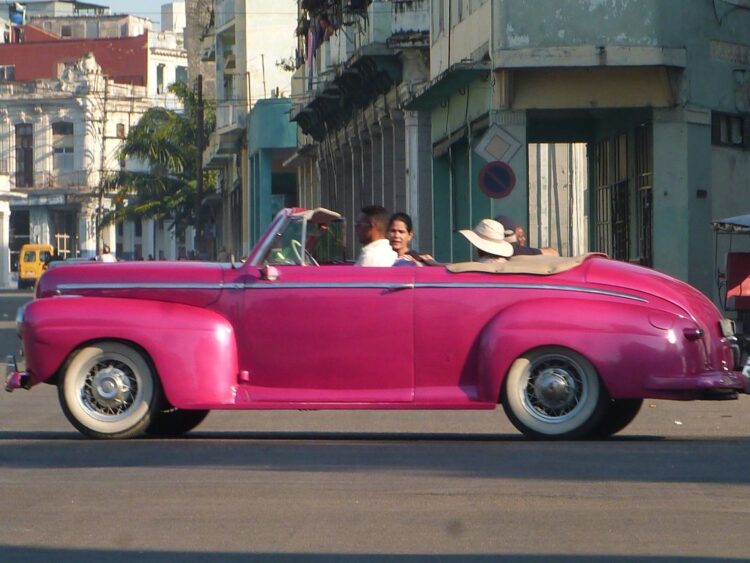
[479,161,516,199]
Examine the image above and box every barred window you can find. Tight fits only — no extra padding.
[712,112,749,149]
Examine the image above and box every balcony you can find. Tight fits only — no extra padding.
[204,101,246,168]
[292,1,430,141]
[203,134,235,170]
[215,101,246,134]
[214,0,235,30]
[13,170,93,192]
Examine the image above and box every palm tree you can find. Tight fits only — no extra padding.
[102,81,215,238]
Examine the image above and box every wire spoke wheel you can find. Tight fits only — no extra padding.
[58,342,161,439]
[502,347,608,440]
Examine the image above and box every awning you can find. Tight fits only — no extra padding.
[291,53,401,141]
[404,62,491,111]
[712,214,750,234]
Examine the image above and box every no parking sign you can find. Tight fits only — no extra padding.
[479,161,516,199]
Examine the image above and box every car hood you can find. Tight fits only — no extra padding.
[36,261,229,308]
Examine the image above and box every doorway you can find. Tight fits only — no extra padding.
[528,143,589,256]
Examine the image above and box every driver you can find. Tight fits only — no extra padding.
[355,205,397,267]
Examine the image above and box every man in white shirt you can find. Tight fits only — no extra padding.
[355,205,397,267]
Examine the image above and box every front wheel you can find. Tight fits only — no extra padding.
[58,342,161,439]
[501,346,609,440]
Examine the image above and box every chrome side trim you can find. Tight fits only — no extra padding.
[413,282,646,301]
[55,281,646,302]
[57,283,225,291]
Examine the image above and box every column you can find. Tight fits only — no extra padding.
[162,220,177,260]
[185,226,196,258]
[142,218,155,260]
[358,115,372,205]
[0,205,10,287]
[350,132,363,216]
[652,107,711,293]
[341,134,354,257]
[122,221,136,260]
[103,222,116,256]
[0,111,11,173]
[391,110,406,214]
[379,116,393,210]
[368,120,383,207]
[34,108,50,185]
[404,110,433,253]
[79,203,97,259]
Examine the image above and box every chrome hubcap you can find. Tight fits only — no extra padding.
[524,356,586,422]
[92,367,132,407]
[533,368,576,410]
[81,360,138,417]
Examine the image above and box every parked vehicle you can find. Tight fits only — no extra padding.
[17,243,54,289]
[713,213,750,375]
[6,208,747,440]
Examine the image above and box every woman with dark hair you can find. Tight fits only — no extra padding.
[388,212,436,265]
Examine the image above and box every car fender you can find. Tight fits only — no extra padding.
[476,297,702,402]
[22,297,238,408]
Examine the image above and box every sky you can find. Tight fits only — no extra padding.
[104,0,162,27]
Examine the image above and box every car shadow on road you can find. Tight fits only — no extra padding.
[0,546,745,563]
[1,431,749,485]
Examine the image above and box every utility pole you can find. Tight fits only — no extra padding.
[261,54,267,99]
[195,74,204,258]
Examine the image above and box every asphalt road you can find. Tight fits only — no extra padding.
[1,291,750,562]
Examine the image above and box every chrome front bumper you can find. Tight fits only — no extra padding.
[4,355,29,392]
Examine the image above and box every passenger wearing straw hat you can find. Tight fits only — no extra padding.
[459,219,514,264]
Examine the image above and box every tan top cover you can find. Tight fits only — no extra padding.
[446,253,607,276]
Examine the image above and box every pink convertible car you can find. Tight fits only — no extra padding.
[6,208,747,439]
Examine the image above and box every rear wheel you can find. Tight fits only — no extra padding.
[589,398,643,439]
[58,342,161,439]
[146,407,210,437]
[501,346,609,440]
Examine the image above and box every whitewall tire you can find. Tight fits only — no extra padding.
[58,342,161,439]
[501,346,608,440]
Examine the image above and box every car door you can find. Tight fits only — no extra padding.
[238,265,415,403]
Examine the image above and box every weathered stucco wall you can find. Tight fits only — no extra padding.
[430,1,491,77]
[493,0,682,50]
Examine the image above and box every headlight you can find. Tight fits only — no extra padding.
[15,304,26,337]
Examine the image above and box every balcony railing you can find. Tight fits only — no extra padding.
[299,0,430,98]
[13,170,93,191]
[215,101,246,132]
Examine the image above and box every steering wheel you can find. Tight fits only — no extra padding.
[290,239,319,266]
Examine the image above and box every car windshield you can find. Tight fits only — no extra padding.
[263,216,346,265]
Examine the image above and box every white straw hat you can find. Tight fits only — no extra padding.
[459,219,514,258]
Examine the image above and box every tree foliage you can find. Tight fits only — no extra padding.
[102,82,216,235]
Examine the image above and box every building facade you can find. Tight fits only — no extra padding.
[0,52,150,263]
[0,2,190,276]
[288,0,433,259]
[412,0,750,303]
[201,0,297,258]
